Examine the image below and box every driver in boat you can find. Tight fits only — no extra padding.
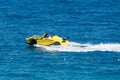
[43,33,55,39]
[48,34,55,39]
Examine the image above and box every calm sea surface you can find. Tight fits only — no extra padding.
[0,0,120,80]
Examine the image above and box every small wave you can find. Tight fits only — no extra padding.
[34,42,120,52]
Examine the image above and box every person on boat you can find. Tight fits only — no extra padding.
[48,34,55,39]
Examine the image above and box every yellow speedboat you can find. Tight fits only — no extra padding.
[26,33,70,46]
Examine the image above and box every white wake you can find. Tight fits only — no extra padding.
[34,42,120,52]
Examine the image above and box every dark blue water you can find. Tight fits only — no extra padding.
[0,0,120,80]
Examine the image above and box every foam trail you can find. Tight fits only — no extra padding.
[34,42,120,52]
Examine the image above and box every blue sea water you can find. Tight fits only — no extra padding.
[0,0,120,80]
